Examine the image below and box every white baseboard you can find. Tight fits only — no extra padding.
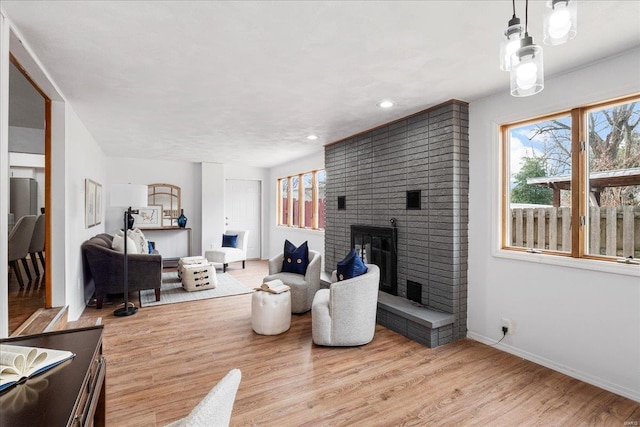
[466,331,640,403]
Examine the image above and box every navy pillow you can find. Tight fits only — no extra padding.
[282,240,309,275]
[222,234,238,248]
[336,249,368,281]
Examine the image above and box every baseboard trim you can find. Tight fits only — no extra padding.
[466,331,640,403]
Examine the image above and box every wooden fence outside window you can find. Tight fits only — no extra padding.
[510,206,639,257]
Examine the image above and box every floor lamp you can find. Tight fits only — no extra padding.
[110,184,148,317]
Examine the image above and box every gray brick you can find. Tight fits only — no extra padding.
[325,100,468,348]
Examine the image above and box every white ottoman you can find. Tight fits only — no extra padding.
[178,256,208,279]
[180,262,217,292]
[251,290,291,335]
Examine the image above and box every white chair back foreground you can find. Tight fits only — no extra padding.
[312,264,380,346]
[164,369,241,427]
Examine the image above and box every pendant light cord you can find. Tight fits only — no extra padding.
[525,0,529,36]
[512,0,516,19]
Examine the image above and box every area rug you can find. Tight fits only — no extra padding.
[139,271,253,307]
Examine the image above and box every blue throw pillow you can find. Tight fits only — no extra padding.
[336,249,368,281]
[222,234,238,248]
[282,240,309,275]
[147,241,155,254]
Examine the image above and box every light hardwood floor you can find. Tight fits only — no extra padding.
[62,260,639,426]
[7,261,46,334]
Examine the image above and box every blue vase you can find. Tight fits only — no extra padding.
[177,209,187,228]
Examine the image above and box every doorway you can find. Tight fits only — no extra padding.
[7,54,52,334]
[224,179,261,259]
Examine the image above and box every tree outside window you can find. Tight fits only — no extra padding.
[505,114,572,253]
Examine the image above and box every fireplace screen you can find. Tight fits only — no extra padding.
[351,225,397,295]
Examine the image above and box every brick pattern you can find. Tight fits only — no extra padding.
[325,100,469,342]
[377,308,455,347]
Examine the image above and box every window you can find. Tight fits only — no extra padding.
[586,100,640,258]
[501,95,640,262]
[277,169,326,230]
[317,170,326,229]
[279,178,289,226]
[291,175,300,227]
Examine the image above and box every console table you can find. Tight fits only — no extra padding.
[0,326,105,427]
[142,227,192,267]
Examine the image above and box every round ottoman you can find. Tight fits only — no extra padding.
[251,290,291,335]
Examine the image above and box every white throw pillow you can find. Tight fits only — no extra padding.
[112,230,139,254]
[128,227,149,254]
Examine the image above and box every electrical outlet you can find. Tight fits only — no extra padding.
[501,318,512,334]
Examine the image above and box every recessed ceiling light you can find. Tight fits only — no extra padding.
[377,100,395,109]
[307,134,319,140]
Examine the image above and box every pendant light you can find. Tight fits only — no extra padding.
[543,0,577,45]
[510,0,544,97]
[500,0,523,71]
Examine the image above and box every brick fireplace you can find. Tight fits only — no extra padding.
[324,100,469,347]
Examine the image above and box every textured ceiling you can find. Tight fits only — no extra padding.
[2,1,639,168]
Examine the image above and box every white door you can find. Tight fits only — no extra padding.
[225,179,261,259]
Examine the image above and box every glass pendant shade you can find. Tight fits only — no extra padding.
[510,36,544,97]
[500,18,523,71]
[543,0,577,45]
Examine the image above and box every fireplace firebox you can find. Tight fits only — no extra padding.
[350,225,397,295]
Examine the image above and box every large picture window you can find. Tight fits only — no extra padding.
[277,169,325,230]
[501,95,640,262]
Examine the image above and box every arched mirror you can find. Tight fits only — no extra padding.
[148,184,181,227]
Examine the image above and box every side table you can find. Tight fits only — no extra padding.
[0,326,105,427]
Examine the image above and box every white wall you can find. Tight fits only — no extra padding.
[105,158,202,256]
[0,14,10,337]
[8,125,44,153]
[201,162,225,255]
[467,48,640,401]
[268,151,325,267]
[64,104,107,320]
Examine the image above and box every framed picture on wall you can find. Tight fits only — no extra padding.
[94,182,103,225]
[131,205,161,228]
[85,179,97,228]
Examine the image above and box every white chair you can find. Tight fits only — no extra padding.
[312,264,380,346]
[205,230,249,273]
[263,250,321,314]
[8,215,37,288]
[28,214,46,276]
[165,369,241,427]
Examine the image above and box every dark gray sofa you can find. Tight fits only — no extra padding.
[82,233,162,309]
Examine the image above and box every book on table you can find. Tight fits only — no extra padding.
[255,279,290,294]
[0,345,75,392]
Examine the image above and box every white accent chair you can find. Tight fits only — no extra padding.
[205,230,249,273]
[263,250,321,314]
[312,264,380,346]
[165,369,241,427]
